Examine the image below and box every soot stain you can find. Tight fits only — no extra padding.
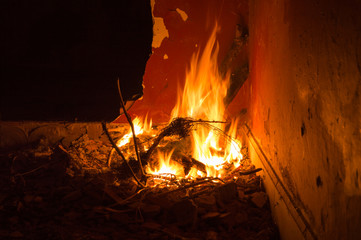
[301,122,306,136]
[316,175,323,188]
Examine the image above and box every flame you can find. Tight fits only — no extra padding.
[171,25,228,121]
[145,149,184,177]
[170,25,242,178]
[116,115,152,148]
[117,24,243,179]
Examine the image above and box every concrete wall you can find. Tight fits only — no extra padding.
[248,0,361,239]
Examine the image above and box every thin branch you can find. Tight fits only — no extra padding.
[144,117,229,163]
[106,148,115,167]
[117,79,145,176]
[238,168,262,175]
[183,186,215,200]
[102,122,145,188]
[108,188,148,207]
[14,144,68,177]
[155,178,222,197]
[224,167,263,180]
[14,162,51,177]
[181,155,207,175]
[194,121,242,154]
[144,118,194,162]
[93,206,133,214]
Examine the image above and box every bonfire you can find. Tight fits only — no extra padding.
[102,26,259,188]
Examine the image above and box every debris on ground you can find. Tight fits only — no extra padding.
[0,124,279,240]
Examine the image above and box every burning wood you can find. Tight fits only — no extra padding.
[97,25,251,186]
[95,23,263,209]
[101,117,245,185]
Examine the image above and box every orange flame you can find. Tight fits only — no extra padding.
[171,25,229,121]
[170,25,242,178]
[116,115,152,148]
[117,24,243,178]
[145,149,184,177]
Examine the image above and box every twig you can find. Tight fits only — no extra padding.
[156,178,222,197]
[195,121,242,155]
[181,155,207,175]
[102,122,145,188]
[93,206,133,214]
[144,118,194,162]
[14,144,68,177]
[106,148,115,167]
[117,78,145,176]
[238,168,262,175]
[224,167,263,180]
[14,162,51,177]
[108,188,148,207]
[150,173,177,181]
[144,226,193,240]
[144,117,229,163]
[183,186,215,200]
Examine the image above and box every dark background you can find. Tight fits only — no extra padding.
[1,0,153,121]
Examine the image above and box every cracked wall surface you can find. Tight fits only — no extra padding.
[249,0,361,239]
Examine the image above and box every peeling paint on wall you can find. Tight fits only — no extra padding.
[176,8,188,21]
[152,17,169,49]
[151,0,169,49]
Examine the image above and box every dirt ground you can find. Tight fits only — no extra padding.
[0,132,279,240]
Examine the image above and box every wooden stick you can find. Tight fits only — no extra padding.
[155,178,222,197]
[144,130,168,163]
[117,79,145,176]
[144,118,230,163]
[102,122,145,188]
[181,155,207,174]
[223,167,263,180]
[238,168,262,175]
[14,144,68,177]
